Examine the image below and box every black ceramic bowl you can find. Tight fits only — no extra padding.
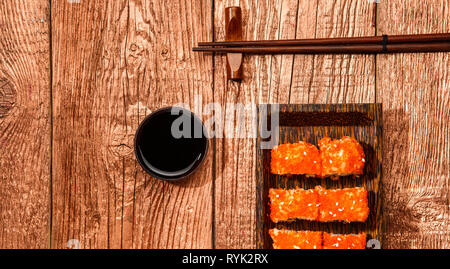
[134,107,209,181]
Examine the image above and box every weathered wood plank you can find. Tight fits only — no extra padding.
[288,0,376,104]
[214,0,376,248]
[214,0,289,249]
[377,0,449,249]
[0,0,51,248]
[52,0,213,249]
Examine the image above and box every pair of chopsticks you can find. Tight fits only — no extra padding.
[193,33,450,54]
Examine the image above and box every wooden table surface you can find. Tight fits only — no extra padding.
[0,0,448,249]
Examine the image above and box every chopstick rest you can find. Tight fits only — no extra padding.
[225,7,243,81]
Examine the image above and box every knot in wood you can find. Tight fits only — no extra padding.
[410,197,447,226]
[108,124,134,157]
[129,43,139,52]
[160,47,170,59]
[0,77,15,118]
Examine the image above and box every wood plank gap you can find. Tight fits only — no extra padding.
[211,0,217,250]
[287,0,301,103]
[374,1,378,104]
[48,0,54,249]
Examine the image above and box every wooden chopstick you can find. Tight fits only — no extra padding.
[198,33,450,47]
[193,42,450,54]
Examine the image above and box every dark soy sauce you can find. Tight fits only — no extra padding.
[134,107,208,181]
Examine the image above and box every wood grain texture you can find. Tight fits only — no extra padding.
[377,0,449,249]
[0,0,448,250]
[214,0,280,249]
[0,0,51,248]
[256,104,382,249]
[51,0,213,249]
[287,0,376,104]
[213,0,376,249]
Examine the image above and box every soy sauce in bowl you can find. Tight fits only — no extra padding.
[134,107,208,181]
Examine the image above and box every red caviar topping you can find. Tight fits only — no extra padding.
[269,229,323,249]
[269,188,319,223]
[271,142,321,176]
[270,229,367,249]
[316,186,369,222]
[269,186,369,223]
[323,233,367,249]
[319,136,365,177]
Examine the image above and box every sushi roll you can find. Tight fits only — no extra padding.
[269,229,322,249]
[271,142,321,176]
[269,229,367,249]
[319,136,365,178]
[269,186,369,223]
[269,188,319,223]
[316,186,369,223]
[323,233,367,249]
